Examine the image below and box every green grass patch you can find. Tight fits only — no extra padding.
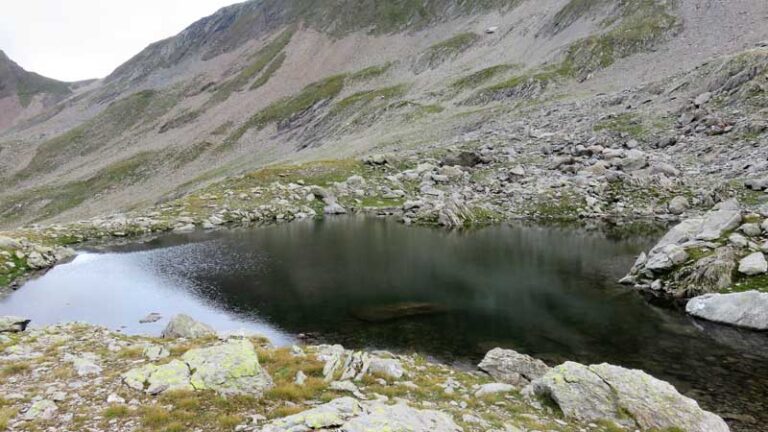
[333,84,409,112]
[348,63,393,83]
[250,52,287,91]
[226,74,347,144]
[103,405,130,419]
[450,64,516,91]
[211,26,295,103]
[416,32,480,71]
[561,0,680,78]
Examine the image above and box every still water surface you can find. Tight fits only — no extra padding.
[1,218,766,428]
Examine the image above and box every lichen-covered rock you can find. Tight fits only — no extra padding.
[146,360,194,395]
[181,339,272,396]
[23,399,58,420]
[260,398,461,432]
[261,397,363,431]
[343,402,462,432]
[161,314,215,339]
[531,362,729,431]
[122,364,160,391]
[686,291,768,330]
[0,316,30,333]
[478,348,550,386]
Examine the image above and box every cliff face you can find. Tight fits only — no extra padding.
[0,0,766,228]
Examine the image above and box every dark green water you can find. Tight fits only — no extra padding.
[2,217,766,429]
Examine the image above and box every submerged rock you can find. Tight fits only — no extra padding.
[478,348,550,386]
[0,316,31,333]
[686,291,768,331]
[351,302,446,323]
[161,314,215,339]
[531,362,729,431]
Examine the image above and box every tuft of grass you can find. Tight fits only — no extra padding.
[0,407,18,430]
[140,406,173,428]
[103,405,130,419]
[1,362,30,377]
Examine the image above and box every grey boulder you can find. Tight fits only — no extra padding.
[686,291,768,330]
[738,252,767,276]
[478,348,550,386]
[161,314,215,339]
[531,362,729,431]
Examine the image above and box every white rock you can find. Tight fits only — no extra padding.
[738,252,767,275]
[687,291,768,330]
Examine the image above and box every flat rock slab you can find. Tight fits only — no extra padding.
[686,290,768,330]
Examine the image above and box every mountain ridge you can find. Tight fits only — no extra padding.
[0,0,766,229]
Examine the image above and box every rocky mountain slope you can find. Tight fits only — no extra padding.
[1,0,766,228]
[0,51,73,133]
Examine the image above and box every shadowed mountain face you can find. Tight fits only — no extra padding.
[0,0,766,228]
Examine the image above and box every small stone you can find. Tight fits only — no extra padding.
[738,252,767,275]
[475,383,516,397]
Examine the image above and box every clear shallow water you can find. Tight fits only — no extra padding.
[1,217,767,429]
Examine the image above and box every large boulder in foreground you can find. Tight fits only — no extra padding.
[161,314,215,339]
[0,316,31,333]
[260,397,461,432]
[531,362,729,431]
[122,339,272,397]
[182,339,273,396]
[686,291,768,330]
[478,348,550,386]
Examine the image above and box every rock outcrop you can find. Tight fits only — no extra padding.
[530,362,730,431]
[161,314,216,339]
